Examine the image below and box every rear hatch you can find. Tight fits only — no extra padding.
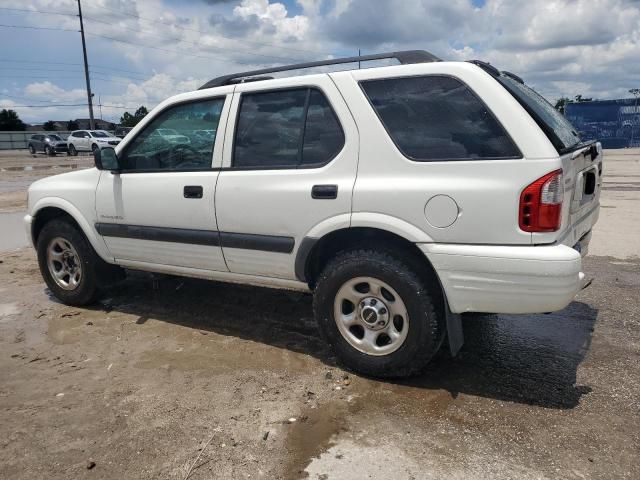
[498,74,602,249]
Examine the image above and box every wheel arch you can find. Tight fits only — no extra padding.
[297,226,439,289]
[31,199,113,263]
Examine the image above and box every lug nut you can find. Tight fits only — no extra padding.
[379,308,387,315]
[370,299,377,305]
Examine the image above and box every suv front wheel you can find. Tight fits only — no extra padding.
[68,144,78,156]
[313,249,444,378]
[36,219,100,306]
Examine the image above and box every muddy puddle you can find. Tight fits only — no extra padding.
[0,212,28,251]
[1,164,80,172]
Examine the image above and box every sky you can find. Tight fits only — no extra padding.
[0,0,639,125]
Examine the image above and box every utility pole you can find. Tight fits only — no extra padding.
[98,95,103,120]
[630,88,640,148]
[77,0,95,130]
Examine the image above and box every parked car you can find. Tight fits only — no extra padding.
[67,130,121,155]
[24,51,602,377]
[28,134,68,156]
[114,127,133,139]
[153,128,191,144]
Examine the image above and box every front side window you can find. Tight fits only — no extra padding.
[233,88,344,168]
[121,98,224,171]
[360,75,521,161]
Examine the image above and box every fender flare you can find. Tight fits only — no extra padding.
[294,212,435,282]
[31,197,114,263]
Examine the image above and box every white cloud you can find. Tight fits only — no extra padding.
[24,82,86,102]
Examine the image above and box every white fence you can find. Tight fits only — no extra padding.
[0,131,73,150]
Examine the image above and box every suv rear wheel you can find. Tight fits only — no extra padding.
[28,144,36,155]
[36,219,101,306]
[313,249,444,378]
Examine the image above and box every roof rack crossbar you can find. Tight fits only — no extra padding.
[199,50,441,90]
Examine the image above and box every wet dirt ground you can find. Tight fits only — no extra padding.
[0,149,639,479]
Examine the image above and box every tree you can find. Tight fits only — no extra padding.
[43,120,57,131]
[67,119,79,130]
[0,109,27,131]
[119,105,149,127]
[554,97,570,114]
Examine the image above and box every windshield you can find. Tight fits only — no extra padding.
[47,134,62,141]
[158,129,179,135]
[499,76,583,153]
[90,131,110,138]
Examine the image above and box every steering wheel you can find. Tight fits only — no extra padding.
[165,143,201,168]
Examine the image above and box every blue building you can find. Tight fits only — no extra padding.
[565,98,640,149]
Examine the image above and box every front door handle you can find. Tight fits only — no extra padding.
[183,185,203,199]
[311,184,338,199]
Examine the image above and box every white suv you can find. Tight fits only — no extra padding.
[67,130,121,155]
[25,51,602,377]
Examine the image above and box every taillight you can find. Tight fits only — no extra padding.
[519,169,563,232]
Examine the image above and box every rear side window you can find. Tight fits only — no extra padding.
[233,88,344,168]
[360,76,521,161]
[498,76,582,154]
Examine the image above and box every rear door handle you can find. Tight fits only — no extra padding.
[183,185,203,199]
[311,184,338,199]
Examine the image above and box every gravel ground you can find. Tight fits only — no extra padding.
[0,149,638,479]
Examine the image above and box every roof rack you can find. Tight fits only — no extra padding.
[199,50,442,90]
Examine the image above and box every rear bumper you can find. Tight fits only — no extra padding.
[419,243,584,314]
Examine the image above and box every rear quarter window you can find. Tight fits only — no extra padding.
[360,75,521,161]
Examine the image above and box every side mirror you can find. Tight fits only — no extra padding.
[94,147,120,171]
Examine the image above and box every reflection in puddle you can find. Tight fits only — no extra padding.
[1,164,80,172]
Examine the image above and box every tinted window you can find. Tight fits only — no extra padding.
[234,89,307,168]
[499,76,582,153]
[301,89,345,166]
[121,98,224,171]
[361,76,520,161]
[233,88,344,168]
[72,132,83,138]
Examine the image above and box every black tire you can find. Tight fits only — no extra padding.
[45,145,55,156]
[36,219,101,306]
[91,143,98,153]
[28,144,36,155]
[313,249,444,378]
[68,144,78,156]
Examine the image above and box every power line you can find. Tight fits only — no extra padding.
[0,59,149,77]
[0,23,76,32]
[3,103,87,108]
[85,31,234,62]
[0,7,76,17]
